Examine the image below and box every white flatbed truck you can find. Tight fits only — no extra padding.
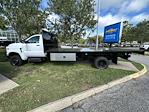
[6,30,144,69]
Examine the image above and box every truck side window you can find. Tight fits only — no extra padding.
[26,36,40,43]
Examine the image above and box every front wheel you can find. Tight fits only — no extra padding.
[10,55,23,66]
[94,57,109,69]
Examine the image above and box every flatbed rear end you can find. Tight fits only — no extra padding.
[46,47,144,69]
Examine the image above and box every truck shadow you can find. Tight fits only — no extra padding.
[51,60,93,66]
[0,49,8,62]
[28,59,95,68]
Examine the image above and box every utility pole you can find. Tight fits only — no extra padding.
[96,0,100,50]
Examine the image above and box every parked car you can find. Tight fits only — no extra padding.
[140,44,149,51]
[112,43,120,47]
[131,41,140,47]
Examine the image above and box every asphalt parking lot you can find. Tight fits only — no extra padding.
[62,54,149,112]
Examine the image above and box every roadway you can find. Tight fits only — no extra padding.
[62,54,149,112]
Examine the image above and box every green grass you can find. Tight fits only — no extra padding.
[0,48,7,62]
[131,61,144,71]
[145,52,149,56]
[0,61,135,112]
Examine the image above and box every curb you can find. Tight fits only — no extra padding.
[28,64,147,112]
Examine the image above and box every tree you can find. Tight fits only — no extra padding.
[0,0,46,39]
[47,0,96,45]
[121,21,133,42]
[0,16,8,30]
[87,35,103,44]
[123,20,149,43]
[134,20,149,43]
[79,38,86,44]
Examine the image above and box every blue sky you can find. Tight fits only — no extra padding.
[40,0,48,10]
[41,0,149,37]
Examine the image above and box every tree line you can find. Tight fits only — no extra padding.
[122,20,149,43]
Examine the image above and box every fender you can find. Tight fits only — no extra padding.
[6,47,28,61]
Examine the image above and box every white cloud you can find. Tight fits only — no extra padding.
[94,13,128,28]
[95,0,124,10]
[95,12,149,29]
[94,0,149,27]
[118,0,149,14]
[126,0,149,13]
[95,0,149,15]
[130,13,149,24]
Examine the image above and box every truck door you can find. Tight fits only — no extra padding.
[24,35,45,57]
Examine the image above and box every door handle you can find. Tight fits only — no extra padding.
[36,45,40,46]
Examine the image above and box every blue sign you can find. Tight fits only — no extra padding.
[104,22,122,43]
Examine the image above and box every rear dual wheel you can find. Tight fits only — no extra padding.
[94,57,109,69]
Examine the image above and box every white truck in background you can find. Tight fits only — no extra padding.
[140,43,149,51]
[0,36,16,46]
[0,37,8,41]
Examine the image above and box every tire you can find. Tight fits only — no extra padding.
[10,55,23,66]
[94,57,109,69]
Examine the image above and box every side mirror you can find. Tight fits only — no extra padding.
[24,41,29,43]
[20,39,28,43]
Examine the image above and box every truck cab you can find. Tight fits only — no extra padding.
[6,30,58,66]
